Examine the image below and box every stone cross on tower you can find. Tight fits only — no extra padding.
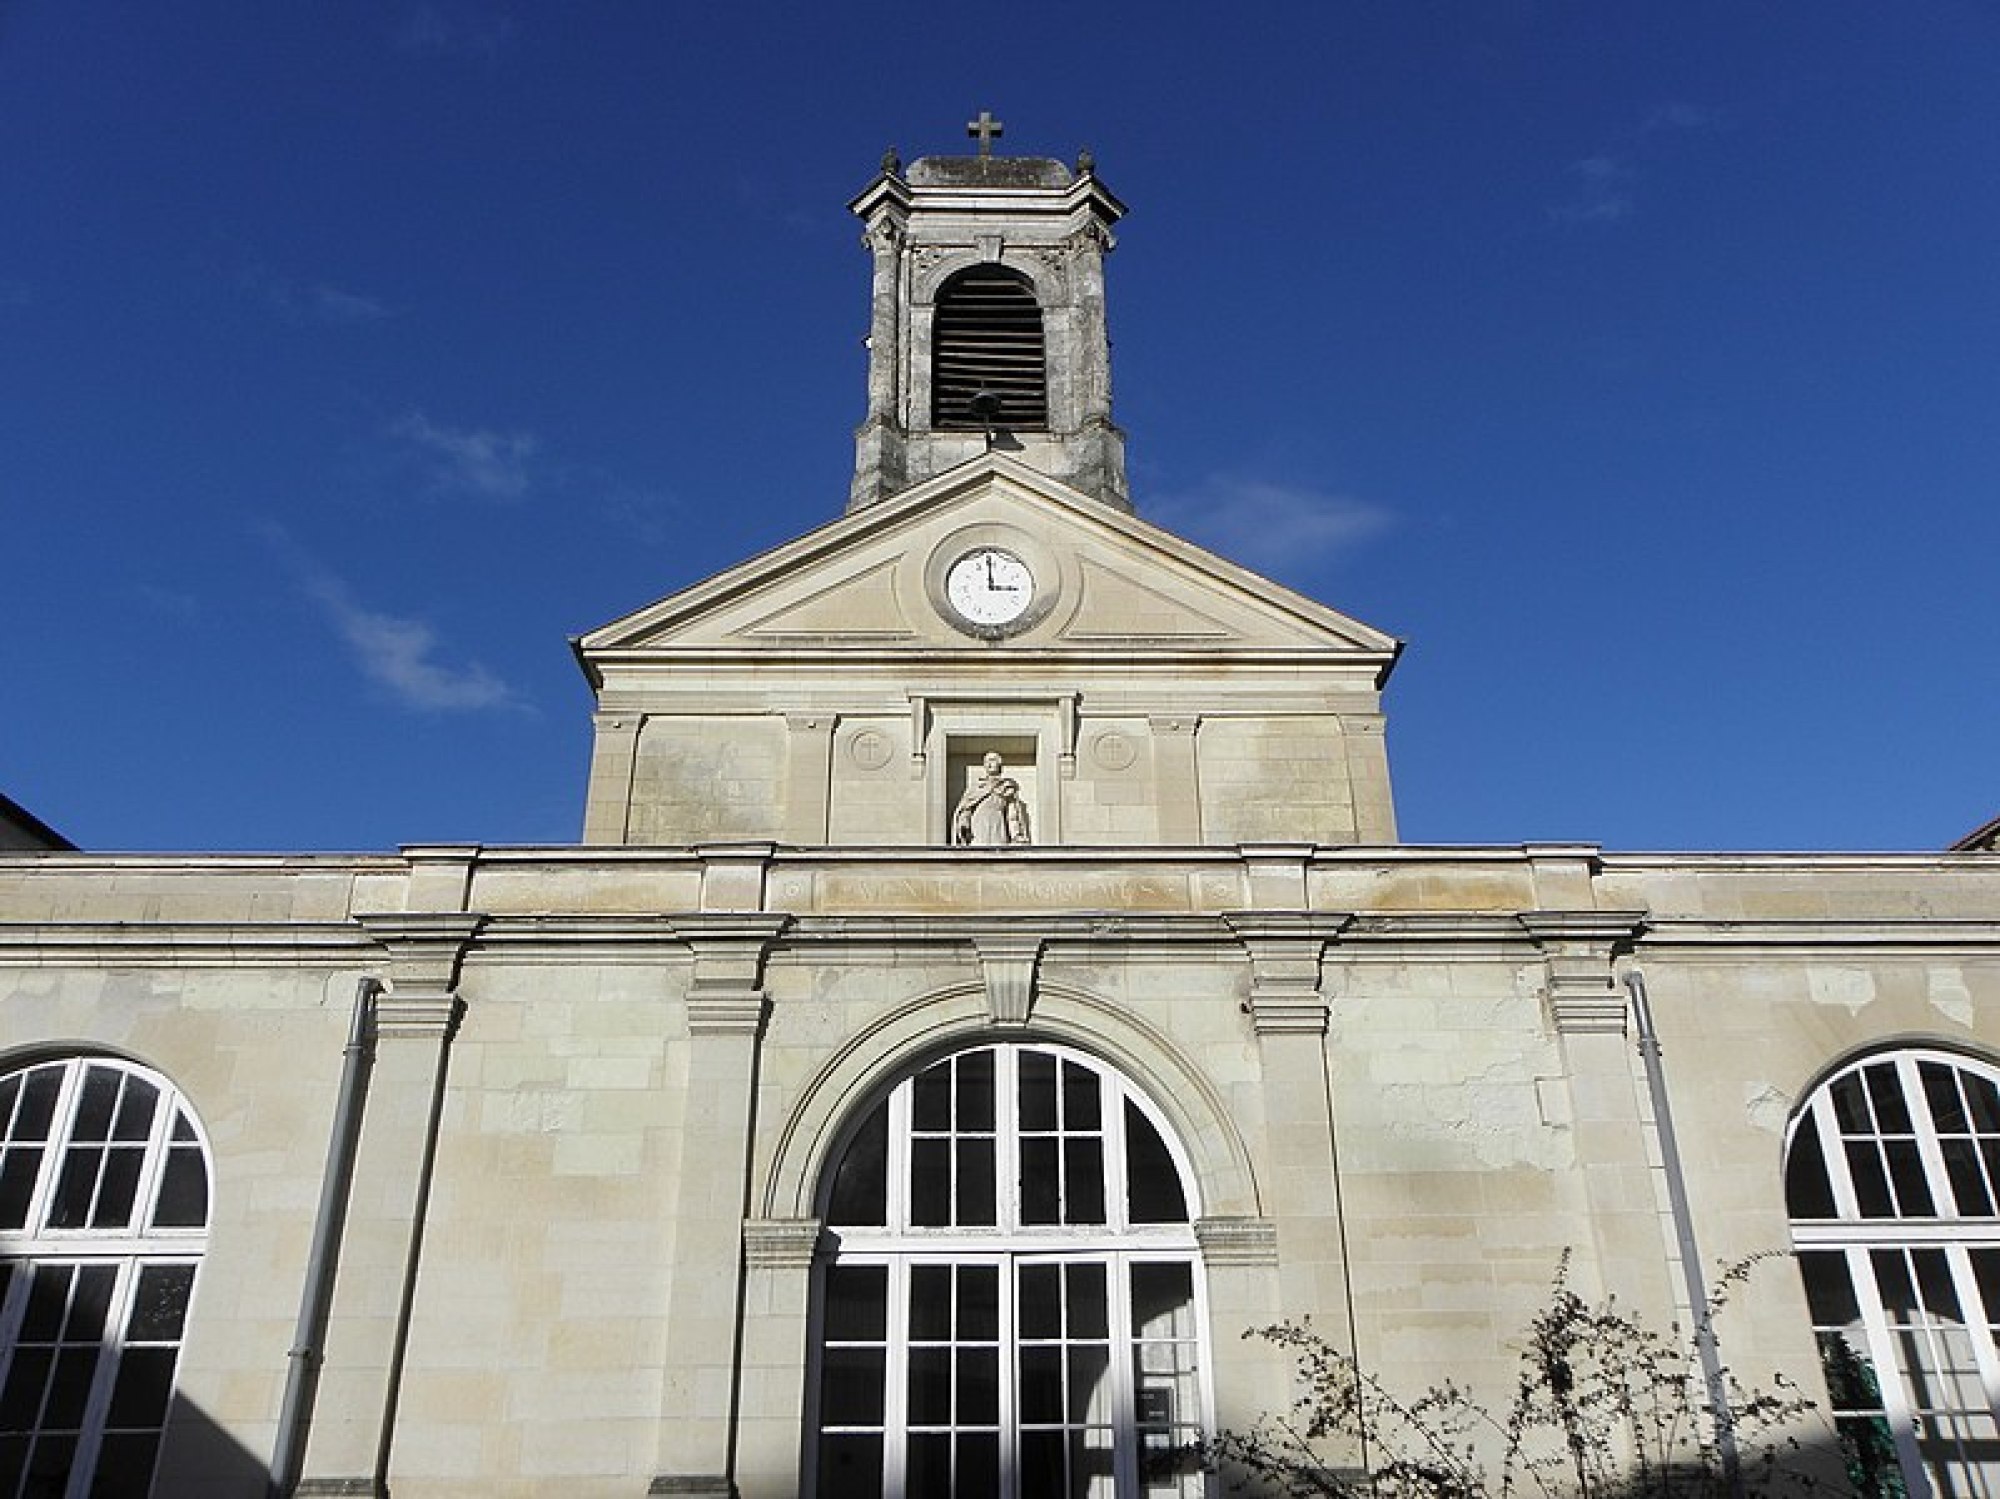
[965,110,1004,157]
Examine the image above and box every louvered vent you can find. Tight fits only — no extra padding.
[931,266,1048,430]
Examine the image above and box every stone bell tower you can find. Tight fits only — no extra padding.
[848,111,1130,512]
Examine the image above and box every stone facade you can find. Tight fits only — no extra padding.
[3,138,1998,1499]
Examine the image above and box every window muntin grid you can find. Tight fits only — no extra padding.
[0,1059,209,1499]
[813,1044,1208,1498]
[1789,1050,2000,1499]
[824,1044,1192,1239]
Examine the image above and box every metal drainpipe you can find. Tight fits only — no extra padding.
[269,975,381,1498]
[1625,969,1742,1497]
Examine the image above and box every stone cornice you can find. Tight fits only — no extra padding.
[1194,1216,1280,1266]
[742,1217,824,1269]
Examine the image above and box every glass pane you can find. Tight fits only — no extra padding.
[105,1348,177,1428]
[956,1051,994,1131]
[1785,1119,1836,1218]
[1924,1063,1970,1132]
[74,1069,119,1140]
[1067,1345,1111,1421]
[1062,1062,1100,1130]
[819,1347,885,1425]
[1019,1346,1063,1422]
[1066,1264,1108,1338]
[906,1431,951,1497]
[1943,1139,1994,1216]
[111,1078,159,1142]
[21,1265,72,1341]
[17,1069,62,1139]
[1132,1262,1196,1338]
[910,1265,950,1341]
[0,1347,54,1430]
[1063,1139,1105,1225]
[817,1433,882,1499]
[958,1347,999,1423]
[958,1431,1000,1499]
[957,1138,995,1227]
[1967,1074,2000,1134]
[911,1138,950,1227]
[1912,1249,1961,1320]
[1831,1074,1872,1134]
[0,1074,16,1128]
[0,1148,41,1231]
[68,1266,115,1340]
[907,1347,950,1424]
[44,1346,100,1427]
[1847,1141,1894,1218]
[1020,1051,1057,1131]
[172,1113,197,1144]
[1020,1430,1064,1494]
[92,1149,143,1229]
[1800,1251,1861,1323]
[152,1147,209,1229]
[959,1266,998,1340]
[1019,1265,1060,1338]
[88,1433,162,1499]
[1872,1249,1917,1314]
[128,1264,196,1342]
[49,1146,102,1229]
[824,1265,888,1342]
[828,1106,888,1227]
[1126,1102,1189,1224]
[1021,1138,1059,1224]
[1865,1064,1912,1134]
[913,1064,951,1132]
[1833,1415,1908,1499]
[1884,1140,1935,1216]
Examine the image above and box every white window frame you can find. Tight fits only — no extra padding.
[1789,1048,2000,1499]
[0,1057,211,1499]
[808,1042,1215,1498]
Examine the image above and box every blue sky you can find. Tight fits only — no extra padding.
[5,3,1997,854]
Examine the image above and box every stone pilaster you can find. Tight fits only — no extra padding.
[583,712,643,844]
[1518,909,1668,1310]
[782,713,837,845]
[1224,913,1354,1340]
[298,913,482,1497]
[650,915,788,1497]
[733,1219,824,1499]
[1149,716,1201,842]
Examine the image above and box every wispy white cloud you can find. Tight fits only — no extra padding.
[1148,476,1391,575]
[1646,101,1728,133]
[1551,101,1725,226]
[241,264,392,324]
[392,411,538,501]
[395,3,516,58]
[1551,155,1635,224]
[261,525,521,713]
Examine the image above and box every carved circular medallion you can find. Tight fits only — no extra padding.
[848,729,894,770]
[1091,731,1137,771]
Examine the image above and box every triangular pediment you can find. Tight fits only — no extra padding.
[578,454,1399,675]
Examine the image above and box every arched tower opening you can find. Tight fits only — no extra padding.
[930,265,1048,433]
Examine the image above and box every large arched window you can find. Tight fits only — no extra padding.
[1787,1048,2000,1499]
[930,266,1048,432]
[0,1057,210,1498]
[809,1042,1208,1498]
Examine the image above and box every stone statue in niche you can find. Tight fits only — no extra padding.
[952,752,1032,847]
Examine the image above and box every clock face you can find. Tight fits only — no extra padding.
[945,548,1036,627]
